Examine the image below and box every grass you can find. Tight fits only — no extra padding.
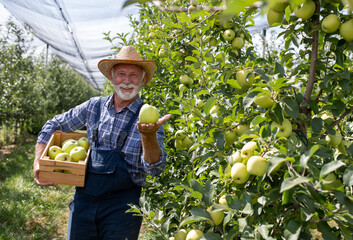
[0,134,159,239]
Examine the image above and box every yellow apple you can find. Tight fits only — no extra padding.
[231,163,250,184]
[219,195,228,206]
[55,152,71,161]
[254,93,274,109]
[232,37,244,49]
[175,130,187,140]
[207,207,225,226]
[77,137,90,151]
[139,104,159,124]
[180,75,190,85]
[267,8,285,26]
[223,29,235,41]
[236,70,254,88]
[48,145,63,159]
[186,229,204,240]
[234,124,250,136]
[271,118,292,138]
[174,229,188,240]
[246,156,269,176]
[224,131,237,144]
[272,0,289,12]
[321,14,340,33]
[175,139,184,150]
[231,151,242,164]
[241,141,257,160]
[294,0,316,21]
[340,19,353,42]
[62,140,79,154]
[182,136,193,149]
[69,146,86,162]
[62,138,75,148]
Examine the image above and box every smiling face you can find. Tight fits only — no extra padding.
[110,64,146,102]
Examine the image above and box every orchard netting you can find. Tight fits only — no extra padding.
[0,0,138,90]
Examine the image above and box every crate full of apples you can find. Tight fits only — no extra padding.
[38,130,91,187]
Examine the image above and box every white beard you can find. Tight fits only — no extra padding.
[114,83,142,101]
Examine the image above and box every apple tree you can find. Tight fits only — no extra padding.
[108,0,353,238]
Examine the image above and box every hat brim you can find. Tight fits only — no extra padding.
[98,59,156,86]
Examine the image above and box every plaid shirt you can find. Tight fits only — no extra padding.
[37,95,166,186]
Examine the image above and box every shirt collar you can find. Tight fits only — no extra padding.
[106,94,144,114]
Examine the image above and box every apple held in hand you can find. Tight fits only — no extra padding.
[247,156,269,176]
[321,14,340,33]
[78,137,90,151]
[62,140,79,154]
[271,118,292,138]
[254,93,274,109]
[139,104,159,124]
[231,163,250,184]
[340,19,353,42]
[186,229,204,240]
[70,146,86,162]
[293,0,316,21]
[55,152,71,161]
[48,145,63,159]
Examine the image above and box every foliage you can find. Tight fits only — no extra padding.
[106,0,353,239]
[0,19,100,144]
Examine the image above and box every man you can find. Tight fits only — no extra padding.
[33,46,170,240]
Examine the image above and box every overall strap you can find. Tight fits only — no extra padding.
[117,103,144,148]
[92,97,106,148]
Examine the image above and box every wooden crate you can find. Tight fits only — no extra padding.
[39,130,90,187]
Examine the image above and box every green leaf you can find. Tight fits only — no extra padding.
[202,179,215,206]
[310,117,323,133]
[180,215,207,226]
[185,56,199,63]
[334,191,353,215]
[317,222,338,240]
[243,91,259,109]
[283,220,301,240]
[319,161,346,179]
[336,219,353,240]
[204,97,216,115]
[300,145,321,168]
[201,232,223,240]
[190,208,210,219]
[280,177,310,193]
[282,97,299,119]
[343,164,353,186]
[250,115,266,128]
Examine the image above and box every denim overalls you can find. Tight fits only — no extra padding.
[67,98,143,240]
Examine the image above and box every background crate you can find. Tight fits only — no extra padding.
[39,130,90,187]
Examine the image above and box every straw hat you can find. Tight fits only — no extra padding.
[98,46,156,85]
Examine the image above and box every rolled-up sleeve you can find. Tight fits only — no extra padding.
[37,100,90,144]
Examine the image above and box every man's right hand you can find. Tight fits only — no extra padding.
[33,161,56,186]
[34,143,56,186]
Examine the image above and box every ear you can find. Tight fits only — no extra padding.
[108,71,113,83]
[142,75,148,86]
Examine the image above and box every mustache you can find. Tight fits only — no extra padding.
[118,83,136,89]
